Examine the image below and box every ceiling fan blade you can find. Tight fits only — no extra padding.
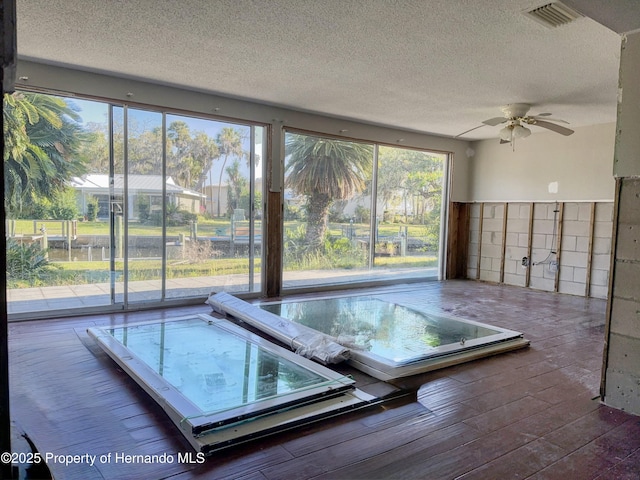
[533,120,574,136]
[483,117,508,126]
[455,124,486,138]
[534,112,552,117]
[499,139,511,144]
[528,115,569,124]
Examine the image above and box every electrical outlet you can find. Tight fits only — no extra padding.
[549,260,558,272]
[521,257,530,268]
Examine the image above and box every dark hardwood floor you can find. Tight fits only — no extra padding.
[8,280,640,479]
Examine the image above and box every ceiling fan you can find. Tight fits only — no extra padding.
[457,103,575,144]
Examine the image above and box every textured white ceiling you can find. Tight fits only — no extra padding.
[15,0,627,139]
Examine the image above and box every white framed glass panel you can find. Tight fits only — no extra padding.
[88,315,355,435]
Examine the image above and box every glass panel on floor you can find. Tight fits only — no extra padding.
[109,317,331,413]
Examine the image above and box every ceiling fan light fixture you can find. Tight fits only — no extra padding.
[513,124,531,139]
[499,125,513,141]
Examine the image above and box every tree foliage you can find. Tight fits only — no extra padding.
[377,146,443,223]
[83,118,220,192]
[225,159,247,214]
[167,121,219,190]
[3,92,89,215]
[285,134,373,250]
[216,127,245,216]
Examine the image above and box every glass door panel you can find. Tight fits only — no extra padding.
[283,132,374,289]
[374,146,446,279]
[125,108,164,303]
[4,94,119,314]
[175,120,262,295]
[111,106,125,305]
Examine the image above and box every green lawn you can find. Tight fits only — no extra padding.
[7,217,439,288]
[9,218,233,237]
[11,217,436,239]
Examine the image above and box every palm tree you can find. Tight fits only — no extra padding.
[285,134,373,251]
[225,159,247,213]
[167,121,219,190]
[3,92,88,215]
[215,127,244,217]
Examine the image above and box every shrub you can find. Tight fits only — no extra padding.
[148,203,198,226]
[48,188,80,220]
[284,203,303,221]
[6,239,59,286]
[283,227,366,270]
[86,195,100,221]
[136,196,151,223]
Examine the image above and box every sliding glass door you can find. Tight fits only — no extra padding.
[5,91,448,318]
[282,133,374,288]
[374,146,446,278]
[124,108,164,303]
[282,131,448,290]
[5,93,264,317]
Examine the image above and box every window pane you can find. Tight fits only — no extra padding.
[282,134,446,291]
[112,106,125,304]
[375,146,445,279]
[109,318,329,412]
[4,94,116,314]
[161,116,262,297]
[126,108,164,303]
[283,132,374,289]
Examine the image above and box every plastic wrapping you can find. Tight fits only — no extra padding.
[207,292,350,364]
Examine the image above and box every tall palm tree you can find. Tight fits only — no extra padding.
[3,92,88,214]
[225,159,247,213]
[215,127,244,217]
[167,121,219,190]
[285,134,373,251]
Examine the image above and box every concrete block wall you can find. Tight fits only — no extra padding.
[591,203,614,298]
[503,203,530,287]
[467,203,482,279]
[478,203,505,283]
[604,178,640,414]
[465,201,613,299]
[557,202,592,296]
[529,203,559,292]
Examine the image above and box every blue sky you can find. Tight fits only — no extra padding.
[68,97,263,182]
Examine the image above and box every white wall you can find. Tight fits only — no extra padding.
[469,123,616,202]
[464,122,616,300]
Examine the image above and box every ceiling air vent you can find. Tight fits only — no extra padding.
[525,2,583,28]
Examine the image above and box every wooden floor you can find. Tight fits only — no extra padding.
[8,280,640,480]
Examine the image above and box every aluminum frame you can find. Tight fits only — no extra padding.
[88,314,372,452]
[254,295,530,381]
